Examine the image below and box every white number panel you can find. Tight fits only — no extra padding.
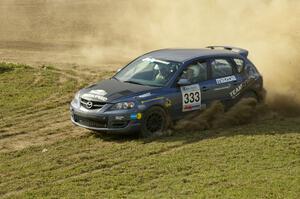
[181,84,201,112]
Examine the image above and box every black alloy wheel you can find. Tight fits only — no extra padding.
[140,106,168,137]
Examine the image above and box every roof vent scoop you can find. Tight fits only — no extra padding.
[206,46,249,58]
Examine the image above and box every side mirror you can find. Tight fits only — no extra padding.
[177,78,191,86]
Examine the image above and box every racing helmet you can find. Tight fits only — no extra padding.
[154,64,169,78]
[186,65,200,81]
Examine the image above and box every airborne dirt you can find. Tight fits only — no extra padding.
[174,98,272,132]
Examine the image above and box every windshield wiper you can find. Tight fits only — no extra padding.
[123,80,144,85]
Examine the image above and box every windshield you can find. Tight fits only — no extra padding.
[114,57,181,87]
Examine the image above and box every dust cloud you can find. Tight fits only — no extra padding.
[174,98,271,132]
[0,0,300,116]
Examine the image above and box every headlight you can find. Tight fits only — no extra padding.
[111,102,135,110]
[74,92,80,100]
[73,92,80,106]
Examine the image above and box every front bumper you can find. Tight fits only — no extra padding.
[70,103,141,134]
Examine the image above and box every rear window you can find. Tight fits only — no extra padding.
[233,58,245,73]
[245,64,258,76]
[211,59,234,78]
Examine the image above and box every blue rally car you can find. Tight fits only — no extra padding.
[70,46,263,136]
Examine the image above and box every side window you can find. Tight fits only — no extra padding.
[211,59,234,78]
[233,58,245,73]
[180,60,208,83]
[245,64,258,77]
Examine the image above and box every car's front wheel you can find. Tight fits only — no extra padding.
[140,106,168,137]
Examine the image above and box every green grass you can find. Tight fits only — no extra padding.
[0,63,299,198]
[0,62,77,117]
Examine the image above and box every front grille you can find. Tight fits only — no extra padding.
[80,98,106,109]
[73,114,108,128]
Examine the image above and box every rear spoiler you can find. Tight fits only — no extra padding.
[206,46,249,58]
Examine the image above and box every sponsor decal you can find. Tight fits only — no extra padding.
[89,89,107,96]
[138,92,152,98]
[216,75,237,84]
[164,98,172,108]
[181,84,201,112]
[130,113,142,120]
[230,84,243,98]
[230,79,252,98]
[142,57,170,65]
[81,93,108,101]
[81,89,108,101]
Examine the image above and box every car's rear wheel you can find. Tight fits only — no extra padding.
[242,91,258,101]
[140,106,168,137]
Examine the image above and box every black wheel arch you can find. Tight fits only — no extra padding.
[242,89,261,101]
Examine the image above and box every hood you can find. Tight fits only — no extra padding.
[80,79,157,102]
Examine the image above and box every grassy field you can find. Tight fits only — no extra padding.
[0,63,299,198]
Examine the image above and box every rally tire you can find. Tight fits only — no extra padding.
[140,106,168,137]
[242,91,258,101]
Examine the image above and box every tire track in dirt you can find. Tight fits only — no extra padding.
[1,141,191,198]
[0,65,101,153]
[0,111,76,152]
[1,112,70,139]
[1,104,68,127]
[0,123,84,153]
[0,62,120,197]
[2,104,69,126]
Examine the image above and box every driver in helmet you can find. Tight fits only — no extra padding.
[154,64,171,83]
[181,64,200,83]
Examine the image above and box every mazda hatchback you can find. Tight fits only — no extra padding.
[70,46,263,136]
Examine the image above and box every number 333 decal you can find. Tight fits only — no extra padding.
[181,84,201,112]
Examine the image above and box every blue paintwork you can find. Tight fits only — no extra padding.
[70,47,263,133]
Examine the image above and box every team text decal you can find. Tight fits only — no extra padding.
[216,75,237,84]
